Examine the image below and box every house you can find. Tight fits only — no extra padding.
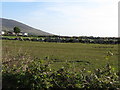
[1,31,5,35]
[18,33,23,36]
[23,32,28,36]
[12,32,16,35]
[7,31,15,35]
[17,32,28,36]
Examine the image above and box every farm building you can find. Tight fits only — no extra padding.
[1,31,5,35]
[23,32,28,36]
[17,32,28,36]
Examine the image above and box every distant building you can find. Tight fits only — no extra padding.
[23,32,28,36]
[1,30,28,36]
[1,31,5,35]
[12,32,16,35]
[18,33,23,36]
[17,32,28,36]
[7,31,15,35]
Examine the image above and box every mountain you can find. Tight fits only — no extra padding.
[0,18,53,36]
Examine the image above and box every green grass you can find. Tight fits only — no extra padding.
[2,40,118,71]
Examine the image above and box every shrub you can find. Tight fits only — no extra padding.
[2,57,120,89]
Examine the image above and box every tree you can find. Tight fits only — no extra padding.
[13,27,21,34]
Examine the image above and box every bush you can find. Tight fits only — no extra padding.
[2,57,120,89]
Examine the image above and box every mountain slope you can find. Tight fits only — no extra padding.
[0,18,53,36]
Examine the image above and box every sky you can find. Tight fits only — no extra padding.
[1,0,119,37]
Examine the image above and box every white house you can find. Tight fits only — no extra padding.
[17,32,28,36]
[18,33,23,36]
[23,32,28,36]
[1,31,5,35]
[12,32,16,35]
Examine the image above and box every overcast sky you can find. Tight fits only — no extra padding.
[1,0,119,37]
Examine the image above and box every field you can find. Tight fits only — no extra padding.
[2,40,118,71]
[2,40,120,89]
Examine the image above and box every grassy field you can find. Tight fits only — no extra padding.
[2,40,118,71]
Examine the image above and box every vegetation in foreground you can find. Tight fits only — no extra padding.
[2,53,120,89]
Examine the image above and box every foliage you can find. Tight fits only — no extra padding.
[14,27,21,34]
[2,35,119,44]
[2,57,120,89]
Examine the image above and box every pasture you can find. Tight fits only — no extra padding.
[2,40,118,71]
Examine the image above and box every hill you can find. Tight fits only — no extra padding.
[0,18,53,36]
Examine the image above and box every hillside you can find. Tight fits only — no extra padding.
[0,18,53,36]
